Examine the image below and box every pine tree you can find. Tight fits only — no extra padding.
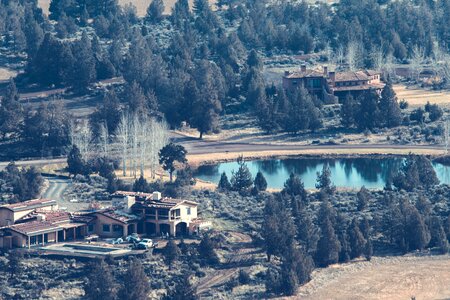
[283,173,307,201]
[341,94,356,128]
[254,171,268,192]
[315,218,341,267]
[315,164,336,194]
[164,273,197,300]
[198,234,219,265]
[146,0,165,23]
[364,239,373,261]
[355,90,381,130]
[356,186,370,211]
[379,82,402,128]
[406,208,431,251]
[348,219,366,259]
[230,156,253,193]
[84,260,118,300]
[119,259,150,300]
[67,145,87,176]
[164,240,181,269]
[218,172,231,191]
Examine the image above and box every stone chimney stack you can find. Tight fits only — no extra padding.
[329,71,336,83]
[153,191,162,201]
[284,70,290,76]
[323,66,328,76]
[300,65,307,72]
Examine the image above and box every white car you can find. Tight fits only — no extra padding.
[137,238,155,249]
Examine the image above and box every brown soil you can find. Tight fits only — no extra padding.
[294,255,450,300]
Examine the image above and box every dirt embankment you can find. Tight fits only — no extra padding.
[294,254,450,300]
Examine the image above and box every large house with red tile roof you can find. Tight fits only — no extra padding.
[112,191,210,237]
[0,192,210,248]
[282,65,385,102]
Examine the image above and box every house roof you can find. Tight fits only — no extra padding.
[333,83,385,92]
[0,199,57,212]
[133,198,198,210]
[94,209,140,224]
[284,69,325,79]
[6,220,62,236]
[334,71,371,82]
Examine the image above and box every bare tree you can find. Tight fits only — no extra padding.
[333,45,345,69]
[347,41,363,71]
[147,119,169,179]
[410,45,425,81]
[99,122,110,158]
[70,120,92,160]
[383,52,396,80]
[371,45,384,73]
[116,113,130,177]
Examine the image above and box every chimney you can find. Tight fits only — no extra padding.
[284,70,290,76]
[323,66,328,76]
[300,65,306,72]
[153,191,162,201]
[329,71,336,82]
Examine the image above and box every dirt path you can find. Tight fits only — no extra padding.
[195,232,256,296]
[295,255,450,300]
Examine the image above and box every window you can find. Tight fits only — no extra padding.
[88,224,94,232]
[187,207,191,215]
[113,224,122,232]
[102,224,110,232]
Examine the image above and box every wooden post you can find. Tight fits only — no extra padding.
[28,236,30,249]
[42,234,45,246]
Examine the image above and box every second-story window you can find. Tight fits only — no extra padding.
[187,207,191,215]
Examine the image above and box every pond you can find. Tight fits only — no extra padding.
[194,157,450,190]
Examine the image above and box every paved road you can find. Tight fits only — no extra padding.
[0,141,447,170]
[42,177,71,201]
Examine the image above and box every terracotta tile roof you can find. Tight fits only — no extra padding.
[334,71,370,82]
[96,209,140,223]
[7,220,61,235]
[284,69,324,79]
[333,83,385,92]
[0,199,57,212]
[112,191,154,198]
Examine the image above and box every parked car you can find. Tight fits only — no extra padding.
[137,238,156,249]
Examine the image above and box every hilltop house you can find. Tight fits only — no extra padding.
[0,200,95,249]
[112,191,210,237]
[282,65,385,102]
[0,191,209,249]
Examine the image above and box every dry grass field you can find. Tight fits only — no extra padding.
[394,84,450,108]
[38,0,217,16]
[296,255,450,300]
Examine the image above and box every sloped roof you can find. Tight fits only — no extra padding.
[95,209,140,224]
[284,69,324,79]
[0,199,57,212]
[7,220,61,235]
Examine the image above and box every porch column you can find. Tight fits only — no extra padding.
[56,231,58,243]
[123,224,128,238]
[42,234,45,246]
[73,227,76,240]
[28,236,30,249]
[170,223,176,237]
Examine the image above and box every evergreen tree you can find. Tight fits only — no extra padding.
[283,173,307,201]
[159,143,187,182]
[341,94,357,128]
[355,90,381,130]
[198,234,219,265]
[230,156,253,193]
[0,79,23,139]
[348,219,366,259]
[146,0,165,23]
[84,260,118,300]
[67,145,87,176]
[8,250,23,279]
[218,172,231,191]
[163,273,197,300]
[71,31,96,91]
[406,208,431,251]
[379,82,402,128]
[254,171,268,192]
[315,218,341,267]
[364,239,373,261]
[133,175,150,192]
[315,164,336,194]
[356,186,370,211]
[164,240,181,269]
[119,259,150,300]
[429,216,449,254]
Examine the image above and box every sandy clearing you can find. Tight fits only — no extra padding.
[187,148,446,166]
[0,67,17,81]
[393,84,450,107]
[295,255,450,300]
[38,0,217,17]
